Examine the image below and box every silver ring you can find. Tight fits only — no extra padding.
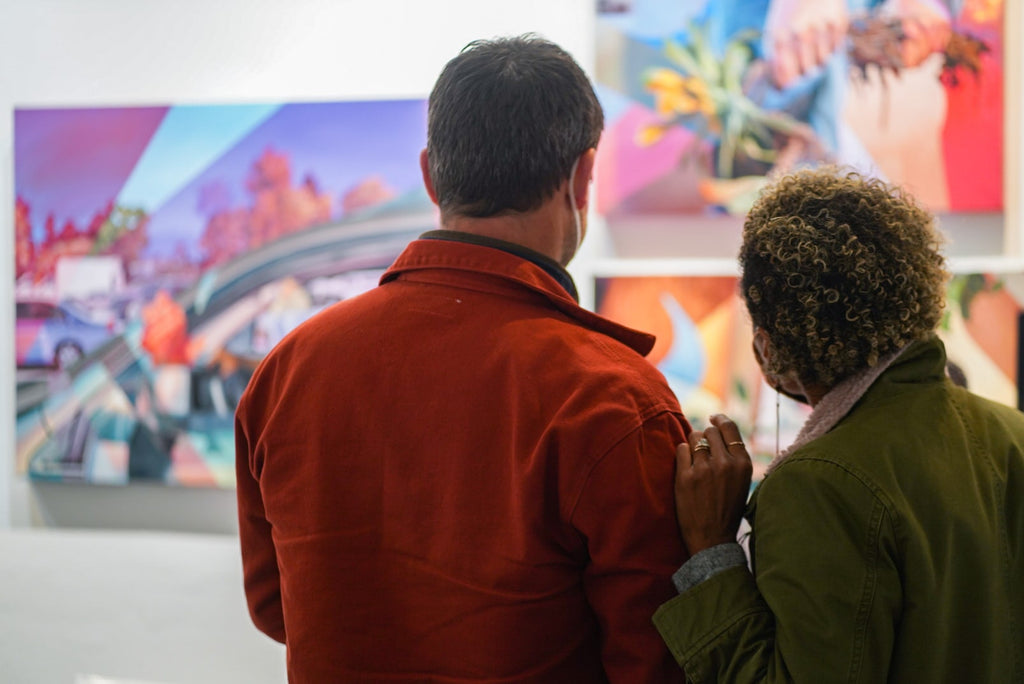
[693,437,711,452]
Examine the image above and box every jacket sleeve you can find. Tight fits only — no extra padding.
[235,409,286,643]
[571,410,689,684]
[653,458,902,683]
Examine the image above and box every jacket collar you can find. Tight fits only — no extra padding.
[419,230,579,302]
[765,335,948,475]
[381,236,658,357]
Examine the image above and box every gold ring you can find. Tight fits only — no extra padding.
[727,441,745,448]
[693,438,711,452]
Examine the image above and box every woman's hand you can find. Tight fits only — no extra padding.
[674,414,754,555]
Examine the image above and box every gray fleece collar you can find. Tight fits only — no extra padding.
[766,345,909,475]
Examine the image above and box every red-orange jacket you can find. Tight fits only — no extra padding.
[236,234,690,683]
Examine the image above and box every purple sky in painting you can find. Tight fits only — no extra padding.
[145,98,428,257]
[14,107,169,239]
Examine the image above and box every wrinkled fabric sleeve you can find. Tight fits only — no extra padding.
[571,410,689,684]
[235,410,286,643]
[653,459,901,683]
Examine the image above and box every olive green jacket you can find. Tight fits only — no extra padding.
[654,337,1024,683]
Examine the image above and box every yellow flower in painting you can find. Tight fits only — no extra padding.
[645,68,717,119]
[645,68,686,114]
[635,124,667,147]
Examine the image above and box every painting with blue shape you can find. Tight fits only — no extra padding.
[595,274,812,482]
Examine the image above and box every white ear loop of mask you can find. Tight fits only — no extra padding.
[568,157,582,252]
[775,388,781,458]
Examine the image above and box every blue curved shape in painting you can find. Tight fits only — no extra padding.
[656,291,706,399]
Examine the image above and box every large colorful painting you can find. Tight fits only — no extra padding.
[14,100,432,487]
[596,0,1003,217]
[596,271,1021,480]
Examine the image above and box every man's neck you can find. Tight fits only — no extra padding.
[439,198,573,266]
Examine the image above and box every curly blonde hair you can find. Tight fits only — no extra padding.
[740,166,949,388]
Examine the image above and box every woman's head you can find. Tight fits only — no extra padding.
[740,166,948,389]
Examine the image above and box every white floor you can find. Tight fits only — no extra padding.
[0,528,286,684]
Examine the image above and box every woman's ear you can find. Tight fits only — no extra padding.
[751,327,818,405]
[751,327,771,370]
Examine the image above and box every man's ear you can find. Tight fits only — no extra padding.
[420,148,438,205]
[572,148,597,210]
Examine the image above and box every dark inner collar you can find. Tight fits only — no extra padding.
[420,229,579,302]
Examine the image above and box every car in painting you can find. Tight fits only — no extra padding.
[15,205,434,487]
[16,299,115,369]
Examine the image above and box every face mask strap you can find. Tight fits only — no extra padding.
[567,157,582,252]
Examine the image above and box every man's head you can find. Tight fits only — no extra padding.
[423,35,603,220]
[740,166,949,390]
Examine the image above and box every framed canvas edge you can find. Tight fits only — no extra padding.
[1003,0,1023,258]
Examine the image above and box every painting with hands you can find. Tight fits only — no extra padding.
[595,0,1003,218]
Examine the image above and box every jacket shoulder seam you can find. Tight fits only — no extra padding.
[952,392,1021,675]
[769,455,898,522]
[847,499,890,682]
[566,406,685,525]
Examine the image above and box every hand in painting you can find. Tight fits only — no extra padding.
[674,414,753,555]
[765,0,850,88]
[885,0,953,68]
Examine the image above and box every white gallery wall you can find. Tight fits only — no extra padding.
[0,0,598,531]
